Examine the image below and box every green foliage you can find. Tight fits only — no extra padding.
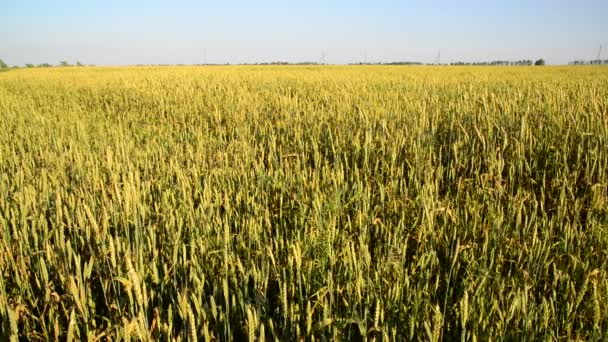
[59,60,70,67]
[535,58,546,66]
[0,58,7,68]
[0,66,607,340]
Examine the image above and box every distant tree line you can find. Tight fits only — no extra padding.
[3,57,566,69]
[569,59,608,65]
[348,59,545,66]
[249,61,323,65]
[450,60,533,66]
[141,62,325,66]
[384,61,424,65]
[450,59,546,66]
[28,61,88,67]
[0,59,91,69]
[350,61,423,65]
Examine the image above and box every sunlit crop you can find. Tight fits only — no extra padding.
[1,65,607,340]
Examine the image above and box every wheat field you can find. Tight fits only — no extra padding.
[1,65,607,340]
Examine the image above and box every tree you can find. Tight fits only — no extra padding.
[76,61,84,66]
[534,58,545,66]
[25,64,35,68]
[0,58,7,69]
[59,60,70,67]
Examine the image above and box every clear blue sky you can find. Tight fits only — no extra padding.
[1,0,607,65]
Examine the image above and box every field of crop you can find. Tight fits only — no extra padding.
[1,66,607,340]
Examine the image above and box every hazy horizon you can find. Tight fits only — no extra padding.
[1,0,607,66]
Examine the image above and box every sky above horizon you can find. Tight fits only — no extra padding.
[1,0,607,66]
